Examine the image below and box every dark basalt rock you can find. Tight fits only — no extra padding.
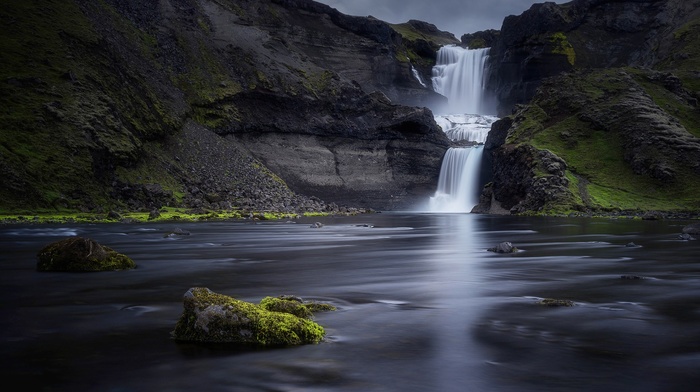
[486,0,700,115]
[487,241,519,254]
[537,298,576,307]
[37,237,135,272]
[0,0,448,214]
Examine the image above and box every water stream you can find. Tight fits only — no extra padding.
[2,215,698,391]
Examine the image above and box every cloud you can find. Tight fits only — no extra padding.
[315,0,566,36]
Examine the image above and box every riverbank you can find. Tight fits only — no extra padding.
[0,207,375,225]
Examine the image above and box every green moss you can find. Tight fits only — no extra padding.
[528,104,700,212]
[466,38,487,49]
[389,23,457,46]
[172,288,326,346]
[301,70,335,98]
[36,237,136,272]
[627,69,700,138]
[259,296,336,319]
[550,32,576,66]
[507,104,548,143]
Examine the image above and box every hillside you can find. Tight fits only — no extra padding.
[476,0,700,216]
[0,0,454,217]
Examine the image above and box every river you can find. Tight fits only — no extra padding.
[1,213,699,391]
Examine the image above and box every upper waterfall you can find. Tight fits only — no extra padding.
[432,46,491,115]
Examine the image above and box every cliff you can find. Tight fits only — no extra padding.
[487,0,700,116]
[0,0,451,214]
[475,0,700,216]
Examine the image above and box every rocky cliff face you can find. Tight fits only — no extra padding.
[0,0,451,213]
[487,0,700,116]
[474,0,700,216]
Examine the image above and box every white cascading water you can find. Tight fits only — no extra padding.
[432,46,490,115]
[428,45,496,213]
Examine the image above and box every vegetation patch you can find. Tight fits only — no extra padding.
[171,287,327,346]
[549,32,576,66]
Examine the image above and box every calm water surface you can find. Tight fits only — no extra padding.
[1,213,699,391]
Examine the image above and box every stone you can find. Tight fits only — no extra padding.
[171,287,326,346]
[36,237,136,272]
[164,228,190,237]
[537,298,575,307]
[487,242,519,253]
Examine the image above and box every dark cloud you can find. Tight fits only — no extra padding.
[315,0,566,36]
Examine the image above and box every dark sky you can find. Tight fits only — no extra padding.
[315,0,567,37]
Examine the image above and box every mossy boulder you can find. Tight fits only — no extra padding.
[171,288,328,346]
[259,295,337,319]
[36,237,136,272]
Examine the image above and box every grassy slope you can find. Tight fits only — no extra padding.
[389,23,459,66]
[509,66,700,213]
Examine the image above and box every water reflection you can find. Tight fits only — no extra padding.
[428,213,491,391]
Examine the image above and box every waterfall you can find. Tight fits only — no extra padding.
[432,46,490,115]
[427,45,496,213]
[429,147,484,213]
[411,64,427,88]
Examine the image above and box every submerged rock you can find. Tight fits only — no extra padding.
[310,222,324,229]
[36,237,135,272]
[487,242,519,254]
[171,288,327,346]
[164,228,190,237]
[537,298,575,307]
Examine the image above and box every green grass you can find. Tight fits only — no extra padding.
[389,23,457,46]
[530,111,700,212]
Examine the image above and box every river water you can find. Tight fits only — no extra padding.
[1,213,699,391]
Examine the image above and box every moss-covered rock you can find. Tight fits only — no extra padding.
[36,237,135,272]
[259,295,336,319]
[171,288,327,346]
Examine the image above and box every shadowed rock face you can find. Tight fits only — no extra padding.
[0,0,449,212]
[475,67,700,216]
[487,0,700,116]
[470,0,700,216]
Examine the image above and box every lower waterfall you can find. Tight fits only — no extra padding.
[429,146,484,213]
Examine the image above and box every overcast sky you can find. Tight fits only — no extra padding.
[315,0,567,37]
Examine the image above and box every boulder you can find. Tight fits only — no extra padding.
[171,288,327,346]
[36,237,135,272]
[487,241,519,253]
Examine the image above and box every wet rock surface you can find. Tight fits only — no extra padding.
[36,237,135,272]
[171,287,327,346]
